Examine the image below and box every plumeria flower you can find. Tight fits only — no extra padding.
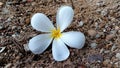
[28,6,85,61]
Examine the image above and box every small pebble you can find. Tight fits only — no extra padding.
[2,8,10,14]
[103,29,106,32]
[116,53,120,60]
[100,23,105,28]
[12,34,16,38]
[88,29,97,37]
[0,25,3,29]
[0,2,3,6]
[96,8,101,14]
[4,63,12,68]
[101,9,108,16]
[6,17,11,22]
[16,56,20,60]
[0,36,3,39]
[27,0,32,2]
[12,26,17,30]
[104,50,110,53]
[23,44,30,51]
[111,44,116,51]
[114,62,119,68]
[100,48,104,53]
[87,54,103,63]
[90,43,97,49]
[96,1,105,7]
[78,21,84,27]
[118,30,120,34]
[103,59,110,66]
[79,64,86,68]
[22,0,27,2]
[115,26,119,31]
[95,34,101,38]
[25,18,30,24]
[106,34,115,41]
[95,22,98,29]
[31,2,36,6]
[110,30,116,34]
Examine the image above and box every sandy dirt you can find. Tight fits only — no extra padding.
[0,0,120,68]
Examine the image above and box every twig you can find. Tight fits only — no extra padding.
[11,37,25,54]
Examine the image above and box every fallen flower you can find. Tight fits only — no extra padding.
[28,6,85,61]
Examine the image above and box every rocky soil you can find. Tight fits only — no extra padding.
[0,0,120,68]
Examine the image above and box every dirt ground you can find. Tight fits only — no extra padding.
[0,0,120,68]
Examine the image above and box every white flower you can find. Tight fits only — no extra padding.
[28,6,85,61]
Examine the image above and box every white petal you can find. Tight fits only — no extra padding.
[28,34,52,54]
[31,13,55,32]
[61,31,85,49]
[52,39,70,61]
[56,6,74,32]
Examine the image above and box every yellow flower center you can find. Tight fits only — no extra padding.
[51,28,62,39]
